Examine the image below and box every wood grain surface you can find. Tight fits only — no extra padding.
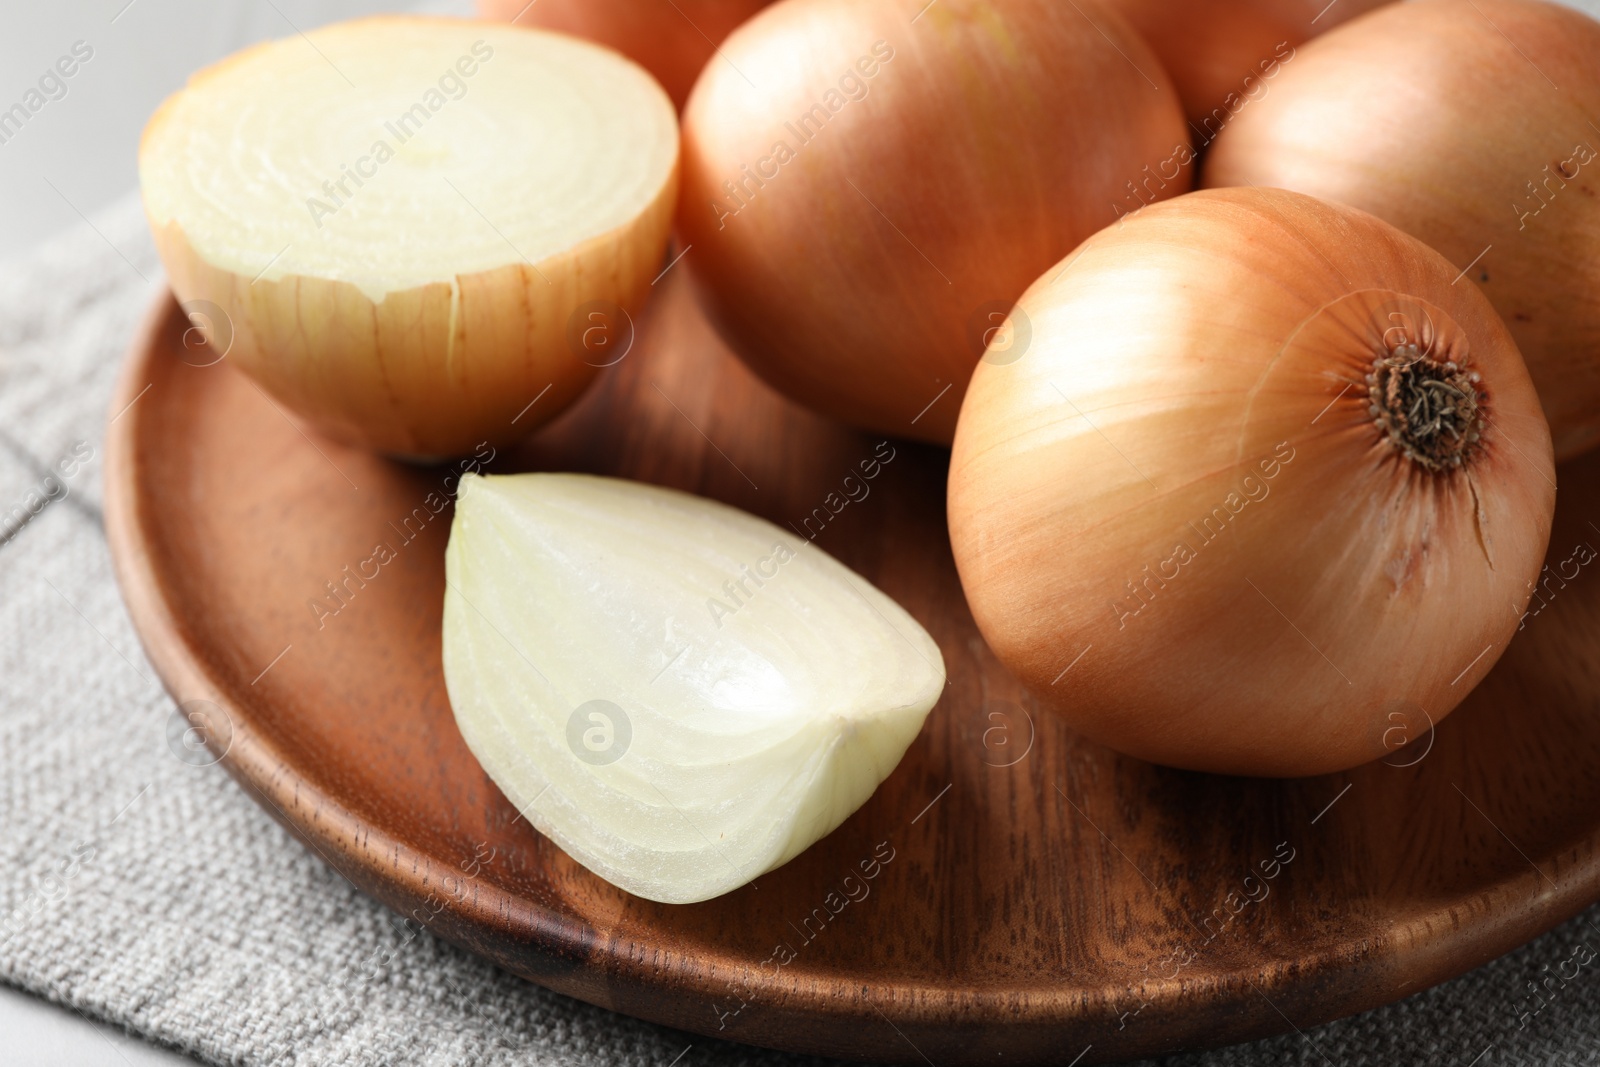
[104,266,1600,1064]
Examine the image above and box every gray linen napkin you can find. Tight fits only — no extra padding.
[3,193,1600,1067]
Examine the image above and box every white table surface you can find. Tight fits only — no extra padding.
[3,0,1598,1063]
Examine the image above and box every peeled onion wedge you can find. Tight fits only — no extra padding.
[442,473,945,904]
[140,17,678,458]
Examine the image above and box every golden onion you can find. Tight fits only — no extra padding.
[1204,0,1600,460]
[678,0,1189,444]
[949,188,1555,777]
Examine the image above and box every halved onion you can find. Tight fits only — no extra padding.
[1203,0,1600,460]
[442,473,944,903]
[477,0,771,109]
[1104,0,1392,127]
[678,0,1188,445]
[140,16,678,459]
[948,188,1555,778]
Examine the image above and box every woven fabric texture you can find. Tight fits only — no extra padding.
[1,196,1598,1067]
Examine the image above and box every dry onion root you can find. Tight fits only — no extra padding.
[1203,0,1600,460]
[442,473,945,903]
[948,188,1555,778]
[140,16,679,459]
[677,0,1188,445]
[476,0,772,110]
[1104,0,1393,127]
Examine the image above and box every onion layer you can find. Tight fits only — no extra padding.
[678,0,1188,445]
[477,0,771,110]
[140,17,678,459]
[948,188,1555,778]
[1104,0,1392,127]
[1203,0,1600,460]
[442,473,944,903]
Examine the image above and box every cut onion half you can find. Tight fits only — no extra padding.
[441,473,945,904]
[140,16,679,458]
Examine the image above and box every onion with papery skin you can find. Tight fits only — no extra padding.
[442,473,944,904]
[1203,0,1600,461]
[948,188,1555,778]
[678,0,1188,445]
[140,17,678,459]
[477,0,771,110]
[1104,0,1392,128]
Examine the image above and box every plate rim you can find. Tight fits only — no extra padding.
[103,290,1600,1065]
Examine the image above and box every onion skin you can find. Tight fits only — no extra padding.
[476,0,771,109]
[1203,0,1600,461]
[147,199,674,459]
[1104,0,1392,127]
[948,188,1555,778]
[678,0,1189,445]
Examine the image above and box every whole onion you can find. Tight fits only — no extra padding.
[948,188,1555,777]
[1104,0,1392,128]
[678,0,1189,445]
[1204,0,1600,460]
[476,0,771,109]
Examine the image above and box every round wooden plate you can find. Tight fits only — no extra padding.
[106,267,1600,1065]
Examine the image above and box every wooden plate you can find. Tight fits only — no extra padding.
[106,267,1600,1065]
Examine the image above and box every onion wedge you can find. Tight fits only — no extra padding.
[442,473,945,904]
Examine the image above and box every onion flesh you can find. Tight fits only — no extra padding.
[442,473,945,903]
[948,188,1555,778]
[140,16,679,458]
[1203,0,1600,460]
